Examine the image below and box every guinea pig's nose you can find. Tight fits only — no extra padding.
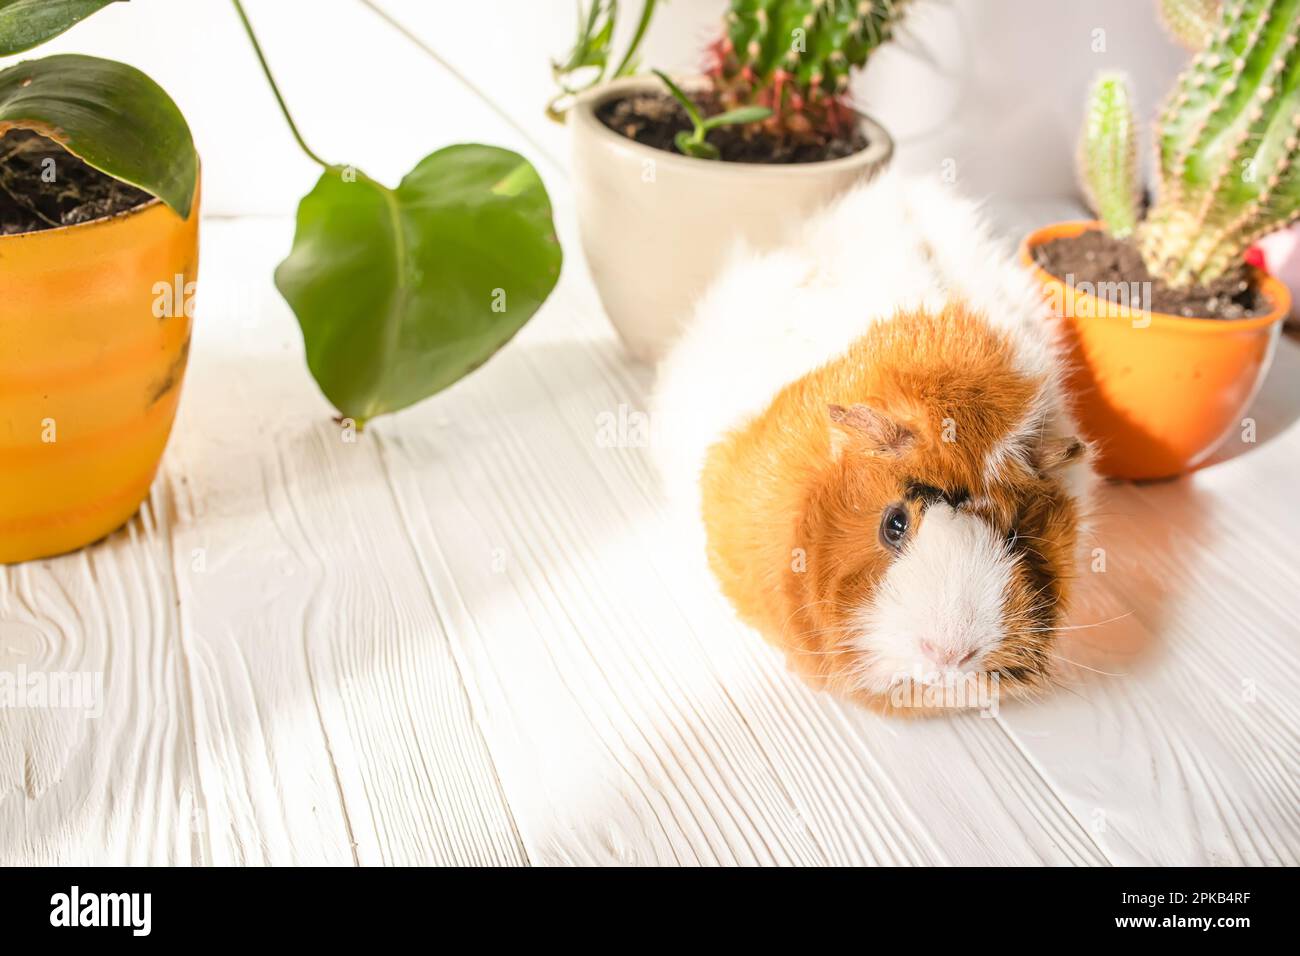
[919,639,948,664]
[920,639,976,669]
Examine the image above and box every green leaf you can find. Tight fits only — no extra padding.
[653,69,703,129]
[674,130,719,160]
[275,146,562,424]
[0,53,197,217]
[702,106,773,130]
[0,0,124,56]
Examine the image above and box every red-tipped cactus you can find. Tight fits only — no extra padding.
[1142,0,1300,286]
[710,0,913,138]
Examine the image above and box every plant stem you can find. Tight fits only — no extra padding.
[613,0,658,77]
[231,0,331,168]
[355,0,557,165]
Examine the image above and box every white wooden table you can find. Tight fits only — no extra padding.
[2,0,1298,866]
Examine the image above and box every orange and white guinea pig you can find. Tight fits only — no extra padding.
[652,171,1096,714]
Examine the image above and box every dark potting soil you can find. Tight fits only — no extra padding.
[0,128,154,236]
[1033,229,1267,320]
[597,90,868,164]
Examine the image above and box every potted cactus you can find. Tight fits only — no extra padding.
[0,1,200,563]
[567,0,908,360]
[1022,0,1296,481]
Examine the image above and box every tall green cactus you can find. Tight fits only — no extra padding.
[711,0,912,135]
[1078,74,1142,238]
[1141,0,1300,286]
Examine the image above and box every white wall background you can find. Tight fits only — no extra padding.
[25,0,1188,217]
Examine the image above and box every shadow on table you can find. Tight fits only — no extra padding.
[1203,335,1300,468]
[1053,339,1300,685]
[1053,476,1212,687]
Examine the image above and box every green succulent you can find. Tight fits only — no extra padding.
[712,0,912,137]
[1078,0,1300,288]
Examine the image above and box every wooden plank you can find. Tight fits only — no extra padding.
[0,494,199,864]
[157,221,528,865]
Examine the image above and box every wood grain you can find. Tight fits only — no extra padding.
[0,494,197,864]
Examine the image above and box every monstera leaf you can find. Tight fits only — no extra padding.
[275,145,562,425]
[0,53,197,217]
[0,0,123,56]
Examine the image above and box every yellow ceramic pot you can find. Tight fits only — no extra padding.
[0,185,200,563]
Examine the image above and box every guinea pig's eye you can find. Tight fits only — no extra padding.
[879,503,909,553]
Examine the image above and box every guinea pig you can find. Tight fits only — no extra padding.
[652,171,1096,714]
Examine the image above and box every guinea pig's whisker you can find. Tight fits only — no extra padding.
[1017,579,1058,608]
[1049,653,1128,678]
[791,628,854,641]
[778,597,863,630]
[779,622,860,655]
[1060,633,1141,654]
[778,599,834,636]
[1008,532,1055,546]
[1018,610,1135,634]
[786,620,855,637]
[1048,681,1091,705]
[787,637,857,653]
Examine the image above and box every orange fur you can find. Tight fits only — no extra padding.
[700,304,1083,712]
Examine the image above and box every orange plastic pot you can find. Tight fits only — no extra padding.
[1020,221,1289,481]
[1,185,200,563]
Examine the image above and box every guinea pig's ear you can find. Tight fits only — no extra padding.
[828,403,917,459]
[1039,434,1088,472]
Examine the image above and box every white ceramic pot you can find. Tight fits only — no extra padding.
[571,75,893,363]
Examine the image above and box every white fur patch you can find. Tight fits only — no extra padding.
[851,505,1014,694]
[651,169,1063,514]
